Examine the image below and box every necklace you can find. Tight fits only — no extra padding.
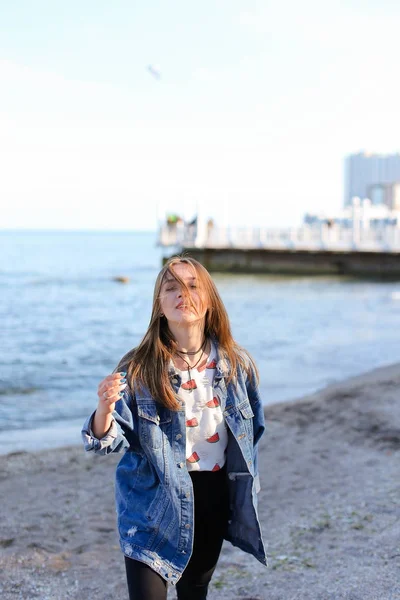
[175,339,208,390]
[175,338,207,356]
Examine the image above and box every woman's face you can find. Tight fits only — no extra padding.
[159,263,208,326]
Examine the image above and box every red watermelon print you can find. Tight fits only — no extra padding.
[206,432,219,443]
[187,452,200,463]
[186,417,199,427]
[206,396,220,408]
[211,463,221,471]
[197,359,208,373]
[181,379,197,391]
[206,359,217,369]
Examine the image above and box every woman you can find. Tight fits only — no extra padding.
[82,256,267,599]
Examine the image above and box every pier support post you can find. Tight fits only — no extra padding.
[351,196,361,249]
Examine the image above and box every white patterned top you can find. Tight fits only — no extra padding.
[174,341,228,472]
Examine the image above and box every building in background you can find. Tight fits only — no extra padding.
[344,152,400,210]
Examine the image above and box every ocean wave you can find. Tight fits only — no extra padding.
[0,386,42,396]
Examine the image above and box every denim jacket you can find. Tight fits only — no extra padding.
[82,344,267,585]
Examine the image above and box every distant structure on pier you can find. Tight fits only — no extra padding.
[344,151,400,210]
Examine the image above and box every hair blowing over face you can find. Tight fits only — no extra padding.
[115,256,259,410]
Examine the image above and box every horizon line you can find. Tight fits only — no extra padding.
[0,228,158,234]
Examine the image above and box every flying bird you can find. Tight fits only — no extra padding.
[147,64,161,80]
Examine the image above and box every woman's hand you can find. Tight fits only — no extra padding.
[97,372,127,416]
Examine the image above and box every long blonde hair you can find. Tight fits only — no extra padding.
[116,256,258,410]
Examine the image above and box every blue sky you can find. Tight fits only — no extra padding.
[1,0,400,230]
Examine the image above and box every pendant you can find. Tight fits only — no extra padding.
[188,369,193,392]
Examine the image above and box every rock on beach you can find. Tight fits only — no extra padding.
[0,363,399,600]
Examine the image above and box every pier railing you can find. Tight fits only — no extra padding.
[158,223,400,253]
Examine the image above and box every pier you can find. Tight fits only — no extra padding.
[158,204,400,277]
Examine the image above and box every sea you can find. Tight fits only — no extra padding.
[1,229,400,455]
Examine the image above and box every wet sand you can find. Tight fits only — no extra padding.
[1,363,399,600]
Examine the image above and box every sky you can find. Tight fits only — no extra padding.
[1,0,400,231]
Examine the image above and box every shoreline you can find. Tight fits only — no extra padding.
[1,363,399,599]
[0,418,84,457]
[1,361,398,458]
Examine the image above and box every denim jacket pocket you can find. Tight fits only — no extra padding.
[137,403,172,450]
[145,483,169,522]
[239,404,254,420]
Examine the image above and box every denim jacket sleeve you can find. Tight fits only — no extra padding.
[81,385,135,455]
[245,364,266,490]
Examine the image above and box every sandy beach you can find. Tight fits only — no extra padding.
[1,364,399,600]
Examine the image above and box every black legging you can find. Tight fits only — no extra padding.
[124,467,229,600]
